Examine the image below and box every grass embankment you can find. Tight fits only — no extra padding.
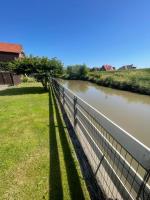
[62,68,150,95]
[88,68,150,95]
[0,82,89,200]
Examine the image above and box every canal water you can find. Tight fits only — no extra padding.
[59,79,150,148]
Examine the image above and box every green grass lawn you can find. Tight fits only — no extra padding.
[0,82,90,200]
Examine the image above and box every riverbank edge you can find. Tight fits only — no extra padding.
[60,76,150,96]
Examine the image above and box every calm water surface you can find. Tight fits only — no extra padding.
[59,80,150,148]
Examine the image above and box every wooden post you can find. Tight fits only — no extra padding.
[10,72,14,85]
[74,96,77,128]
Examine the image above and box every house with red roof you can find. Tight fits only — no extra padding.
[101,64,114,71]
[0,42,25,62]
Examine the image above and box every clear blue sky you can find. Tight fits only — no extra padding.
[0,0,150,68]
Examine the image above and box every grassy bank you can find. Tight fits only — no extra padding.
[63,68,150,95]
[88,68,150,95]
[0,82,89,199]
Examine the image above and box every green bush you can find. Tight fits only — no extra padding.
[21,76,28,82]
[0,62,11,71]
[21,75,35,83]
[66,64,88,79]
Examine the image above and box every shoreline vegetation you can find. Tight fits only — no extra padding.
[0,57,150,95]
[61,68,150,95]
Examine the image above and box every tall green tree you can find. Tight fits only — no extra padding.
[12,56,63,90]
[66,64,88,79]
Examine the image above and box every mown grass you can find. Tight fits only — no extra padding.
[49,86,90,200]
[0,82,90,200]
[88,68,150,95]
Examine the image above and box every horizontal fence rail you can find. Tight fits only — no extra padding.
[51,78,150,200]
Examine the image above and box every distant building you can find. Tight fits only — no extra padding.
[119,64,136,70]
[0,42,25,62]
[90,67,101,71]
[101,64,114,71]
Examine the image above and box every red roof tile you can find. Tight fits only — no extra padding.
[0,42,23,53]
[102,64,113,71]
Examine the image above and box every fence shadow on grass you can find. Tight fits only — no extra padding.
[49,86,85,200]
[0,87,46,96]
[51,85,105,200]
[49,87,63,200]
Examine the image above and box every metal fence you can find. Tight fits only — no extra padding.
[51,78,150,200]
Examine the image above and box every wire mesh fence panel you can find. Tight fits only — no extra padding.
[51,78,150,200]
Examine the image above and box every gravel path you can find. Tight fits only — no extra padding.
[0,85,9,91]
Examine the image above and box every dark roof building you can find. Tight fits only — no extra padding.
[0,42,25,62]
[119,64,136,70]
[90,67,101,71]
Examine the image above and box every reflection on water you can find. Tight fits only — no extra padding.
[64,80,89,93]
[59,80,150,148]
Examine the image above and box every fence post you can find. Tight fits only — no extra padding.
[1,73,5,84]
[94,155,104,176]
[48,76,51,90]
[136,169,150,199]
[58,83,60,98]
[74,96,77,128]
[62,88,65,106]
[10,73,14,85]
